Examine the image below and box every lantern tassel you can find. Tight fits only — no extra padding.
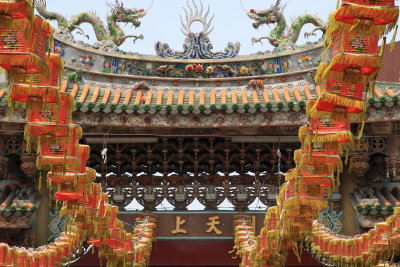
[321,39,333,62]
[292,242,301,263]
[26,133,31,154]
[390,25,398,52]
[357,120,365,151]
[39,171,42,192]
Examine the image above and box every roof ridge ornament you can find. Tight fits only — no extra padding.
[247,0,327,50]
[180,0,214,37]
[35,0,147,53]
[155,0,240,59]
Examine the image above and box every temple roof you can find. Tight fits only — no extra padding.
[350,184,400,229]
[0,184,40,229]
[377,41,400,83]
[1,82,398,115]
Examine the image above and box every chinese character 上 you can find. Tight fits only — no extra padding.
[171,216,188,234]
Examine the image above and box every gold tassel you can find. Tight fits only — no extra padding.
[26,133,31,154]
[390,25,398,52]
[380,37,387,57]
[7,96,15,120]
[368,80,375,98]
[357,120,365,151]
[322,38,334,62]
[349,18,361,32]
[345,149,349,165]
[292,242,301,263]
[39,171,42,192]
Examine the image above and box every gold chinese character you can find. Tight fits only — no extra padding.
[206,216,222,235]
[171,216,187,234]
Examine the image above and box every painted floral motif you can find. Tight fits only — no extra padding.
[195,65,203,72]
[80,55,95,70]
[240,66,249,75]
[2,32,18,49]
[40,109,55,122]
[206,66,214,73]
[300,55,311,62]
[350,37,367,54]
[100,56,290,78]
[185,65,193,72]
[103,56,128,74]
[53,40,65,56]
[49,144,63,154]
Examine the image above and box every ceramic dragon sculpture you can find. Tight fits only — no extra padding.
[247,0,327,49]
[35,0,146,52]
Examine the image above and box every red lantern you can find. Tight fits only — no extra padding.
[8,54,64,115]
[321,54,380,82]
[334,1,398,27]
[264,207,278,231]
[25,93,76,150]
[299,168,333,188]
[307,83,367,122]
[343,0,394,5]
[27,92,74,124]
[36,126,81,171]
[324,75,365,101]
[0,16,52,75]
[47,145,92,188]
[0,244,9,265]
[0,0,33,20]
[330,30,379,56]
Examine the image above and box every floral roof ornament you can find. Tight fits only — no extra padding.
[155,0,240,59]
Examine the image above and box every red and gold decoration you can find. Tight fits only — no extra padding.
[0,0,399,265]
[0,1,156,266]
[0,0,34,21]
[0,16,52,75]
[233,1,399,266]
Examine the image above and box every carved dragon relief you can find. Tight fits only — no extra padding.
[247,0,327,49]
[155,0,240,59]
[35,0,146,52]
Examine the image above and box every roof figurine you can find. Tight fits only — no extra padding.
[247,0,327,50]
[155,0,240,59]
[35,0,147,52]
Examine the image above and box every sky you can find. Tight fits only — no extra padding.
[36,0,374,55]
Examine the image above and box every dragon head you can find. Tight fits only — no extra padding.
[111,0,147,27]
[247,0,283,29]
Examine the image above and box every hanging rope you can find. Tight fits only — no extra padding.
[101,134,109,187]
[101,134,108,164]
[276,137,283,187]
